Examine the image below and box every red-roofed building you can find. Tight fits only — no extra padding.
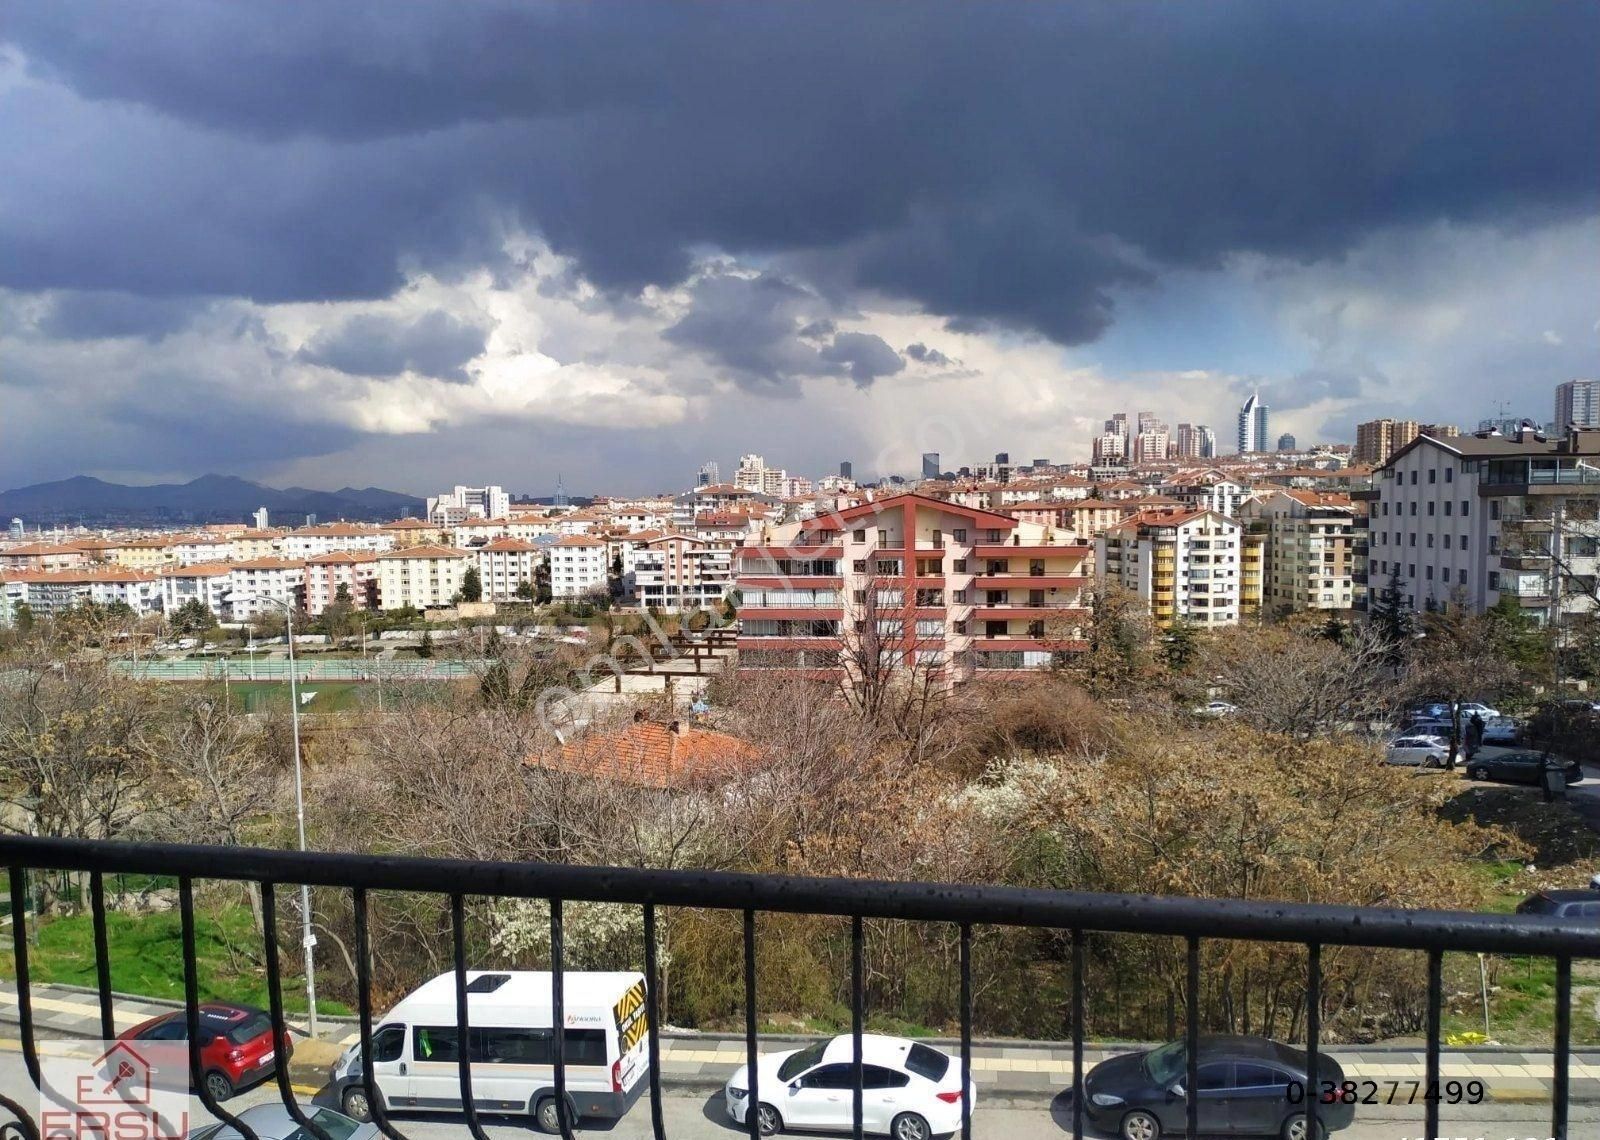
[549,534,609,600]
[1237,490,1361,615]
[305,550,380,614]
[1097,508,1245,627]
[735,492,1090,688]
[476,537,541,601]
[533,715,759,789]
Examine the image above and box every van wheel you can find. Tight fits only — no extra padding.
[756,1103,783,1135]
[341,1087,372,1123]
[535,1097,579,1134]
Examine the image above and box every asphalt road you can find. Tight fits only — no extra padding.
[0,1060,1585,1140]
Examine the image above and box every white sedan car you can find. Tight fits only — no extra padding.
[1383,734,1450,767]
[725,1034,974,1140]
[1192,700,1239,717]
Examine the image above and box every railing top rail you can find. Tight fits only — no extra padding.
[4,835,1598,957]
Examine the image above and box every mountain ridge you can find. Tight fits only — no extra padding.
[0,474,425,525]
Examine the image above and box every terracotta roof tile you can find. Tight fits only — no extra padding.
[534,720,760,789]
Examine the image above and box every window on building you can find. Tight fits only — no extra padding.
[1408,563,1416,577]
[1460,535,1468,551]
[985,529,1003,543]
[952,528,968,544]
[1445,468,1454,483]
[1462,500,1469,516]
[1426,534,1434,548]
[852,529,866,542]
[1426,502,1435,516]
[1382,502,1389,516]
[1442,534,1451,549]
[1428,469,1436,484]
[953,620,967,635]
[1410,471,1418,484]
[1425,566,1434,580]
[853,559,867,573]
[953,559,968,573]
[1488,571,1500,589]
[1489,535,1499,554]
[1409,533,1416,547]
[1458,568,1467,586]
[1489,500,1500,520]
[1410,502,1417,516]
[1444,501,1453,516]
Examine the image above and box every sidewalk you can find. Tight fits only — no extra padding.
[2,980,1595,1103]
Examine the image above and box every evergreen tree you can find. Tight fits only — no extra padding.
[459,566,484,603]
[417,629,435,658]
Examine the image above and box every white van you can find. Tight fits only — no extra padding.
[330,970,650,1132]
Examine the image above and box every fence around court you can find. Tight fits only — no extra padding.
[110,658,483,681]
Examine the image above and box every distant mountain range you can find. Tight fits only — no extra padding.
[0,474,425,525]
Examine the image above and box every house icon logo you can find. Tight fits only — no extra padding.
[76,1042,153,1106]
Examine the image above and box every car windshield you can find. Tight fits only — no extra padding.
[1143,1040,1186,1086]
[778,1041,830,1081]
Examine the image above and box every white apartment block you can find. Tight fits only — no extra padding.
[0,567,163,620]
[1097,509,1243,627]
[375,545,473,611]
[426,484,511,527]
[1366,427,1600,623]
[476,537,541,601]
[170,535,235,565]
[230,530,285,561]
[631,535,734,612]
[1162,478,1250,520]
[278,524,395,561]
[1238,491,1360,613]
[224,559,307,621]
[549,535,610,599]
[160,563,234,617]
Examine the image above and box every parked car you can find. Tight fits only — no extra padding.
[1080,1034,1353,1140]
[1383,735,1449,767]
[1456,701,1501,720]
[1409,700,1500,721]
[1398,716,1454,739]
[1465,750,1581,786]
[1192,700,1240,717]
[119,1002,285,1101]
[1481,716,1522,746]
[1517,890,1600,919]
[191,1104,375,1140]
[724,1034,974,1140]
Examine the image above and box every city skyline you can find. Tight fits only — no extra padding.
[1,3,1596,494]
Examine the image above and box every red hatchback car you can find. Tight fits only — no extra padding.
[119,1003,288,1101]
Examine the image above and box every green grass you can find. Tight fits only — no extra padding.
[1443,952,1600,1045]
[210,680,369,714]
[0,905,350,1016]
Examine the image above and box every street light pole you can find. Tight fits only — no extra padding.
[236,592,319,1036]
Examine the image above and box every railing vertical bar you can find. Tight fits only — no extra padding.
[179,877,261,1140]
[1554,953,1572,1140]
[89,871,115,1042]
[1425,948,1442,1140]
[450,894,492,1140]
[850,914,864,1140]
[0,866,43,1140]
[8,868,40,1089]
[261,884,333,1140]
[1305,942,1320,1140]
[744,908,760,1140]
[959,922,973,1140]
[1185,935,1200,1140]
[1070,929,1084,1140]
[549,897,576,1140]
[353,887,412,1140]
[643,905,667,1140]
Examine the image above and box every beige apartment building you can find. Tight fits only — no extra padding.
[1097,508,1244,627]
[375,544,472,611]
[1238,490,1361,614]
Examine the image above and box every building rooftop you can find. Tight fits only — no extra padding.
[375,544,471,560]
[534,717,760,789]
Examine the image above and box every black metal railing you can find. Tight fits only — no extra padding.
[2,836,1599,1140]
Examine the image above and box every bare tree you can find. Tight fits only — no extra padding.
[1204,621,1391,742]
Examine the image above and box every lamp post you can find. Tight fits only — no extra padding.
[231,591,319,1035]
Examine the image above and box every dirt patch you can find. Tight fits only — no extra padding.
[1438,779,1600,868]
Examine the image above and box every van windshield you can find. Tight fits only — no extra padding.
[778,1042,829,1081]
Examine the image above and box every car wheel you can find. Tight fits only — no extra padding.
[891,1112,931,1140]
[203,1070,233,1102]
[1470,766,1489,781]
[1422,755,1441,769]
[755,1103,783,1136]
[1282,1112,1327,1140]
[340,1086,372,1123]
[535,1097,575,1134]
[1120,1110,1161,1140]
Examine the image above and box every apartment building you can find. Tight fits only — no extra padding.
[631,535,734,613]
[426,484,510,526]
[1366,426,1600,622]
[1238,491,1361,614]
[0,567,163,620]
[278,523,395,561]
[549,535,610,599]
[375,545,472,611]
[304,551,379,615]
[736,492,1092,684]
[1097,509,1244,627]
[1556,379,1600,430]
[159,562,234,617]
[475,537,541,601]
[379,518,448,548]
[224,558,307,621]
[104,535,178,569]
[0,542,92,572]
[1161,477,1250,520]
[230,529,285,561]
[169,534,234,565]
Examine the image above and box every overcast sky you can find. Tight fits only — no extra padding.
[3,1,1597,496]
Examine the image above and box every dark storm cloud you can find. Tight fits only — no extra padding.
[662,272,833,390]
[36,290,205,341]
[905,343,953,367]
[819,333,905,389]
[5,1,1595,343]
[297,310,490,383]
